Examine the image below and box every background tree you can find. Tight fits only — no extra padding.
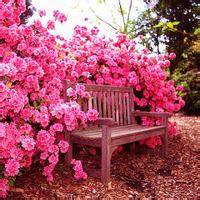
[142,0,199,74]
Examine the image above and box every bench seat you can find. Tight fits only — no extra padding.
[71,125,165,147]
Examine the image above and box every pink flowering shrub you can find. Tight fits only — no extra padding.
[0,0,185,197]
[71,159,87,180]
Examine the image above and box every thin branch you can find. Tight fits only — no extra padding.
[90,8,118,31]
[118,0,126,31]
[127,0,133,24]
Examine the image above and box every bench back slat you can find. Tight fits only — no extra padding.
[97,91,103,117]
[111,92,115,121]
[115,92,119,124]
[107,92,111,118]
[123,93,127,125]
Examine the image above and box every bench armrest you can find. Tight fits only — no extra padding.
[133,111,172,117]
[95,118,117,126]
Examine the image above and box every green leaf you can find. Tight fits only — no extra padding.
[167,22,174,29]
[9,179,15,186]
[153,22,164,28]
[162,26,168,31]
[170,27,178,32]
[172,21,180,26]
[194,28,200,35]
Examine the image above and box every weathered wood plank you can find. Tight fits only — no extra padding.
[71,136,101,147]
[115,92,119,125]
[119,92,123,125]
[129,86,135,124]
[123,93,127,125]
[98,91,102,117]
[107,92,111,118]
[83,100,87,112]
[84,84,130,92]
[72,125,166,139]
[111,129,165,147]
[103,92,107,118]
[93,92,98,110]
[127,93,131,124]
[101,125,111,184]
[88,95,93,110]
[111,92,115,121]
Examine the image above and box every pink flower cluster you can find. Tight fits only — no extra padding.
[0,179,9,198]
[66,84,91,99]
[87,109,99,121]
[71,159,88,180]
[53,10,67,23]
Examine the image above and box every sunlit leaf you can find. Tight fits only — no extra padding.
[162,26,168,31]
[194,28,200,35]
[172,21,180,26]
[153,22,164,28]
[167,22,174,29]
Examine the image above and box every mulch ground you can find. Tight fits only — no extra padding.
[6,114,199,199]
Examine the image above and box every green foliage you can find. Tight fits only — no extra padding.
[8,176,17,187]
[194,28,200,35]
[153,21,180,31]
[172,38,200,115]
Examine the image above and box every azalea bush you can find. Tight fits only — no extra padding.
[0,0,185,198]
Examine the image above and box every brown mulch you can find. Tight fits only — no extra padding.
[7,114,199,199]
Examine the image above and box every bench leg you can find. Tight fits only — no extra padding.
[65,141,72,167]
[101,144,111,184]
[64,132,72,168]
[162,129,168,156]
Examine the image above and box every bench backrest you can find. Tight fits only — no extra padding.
[64,82,134,126]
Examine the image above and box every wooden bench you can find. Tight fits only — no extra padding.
[64,83,170,184]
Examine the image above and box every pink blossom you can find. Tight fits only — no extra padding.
[176,85,183,92]
[164,60,171,68]
[47,20,55,30]
[71,159,87,180]
[66,87,76,97]
[48,154,59,164]
[96,77,104,84]
[0,179,9,198]
[58,140,69,153]
[21,137,35,151]
[39,10,46,17]
[87,109,99,121]
[5,159,20,176]
[0,123,6,138]
[169,52,176,60]
[40,151,49,160]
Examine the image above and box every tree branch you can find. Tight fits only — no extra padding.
[127,0,133,24]
[90,8,118,31]
[118,0,126,32]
